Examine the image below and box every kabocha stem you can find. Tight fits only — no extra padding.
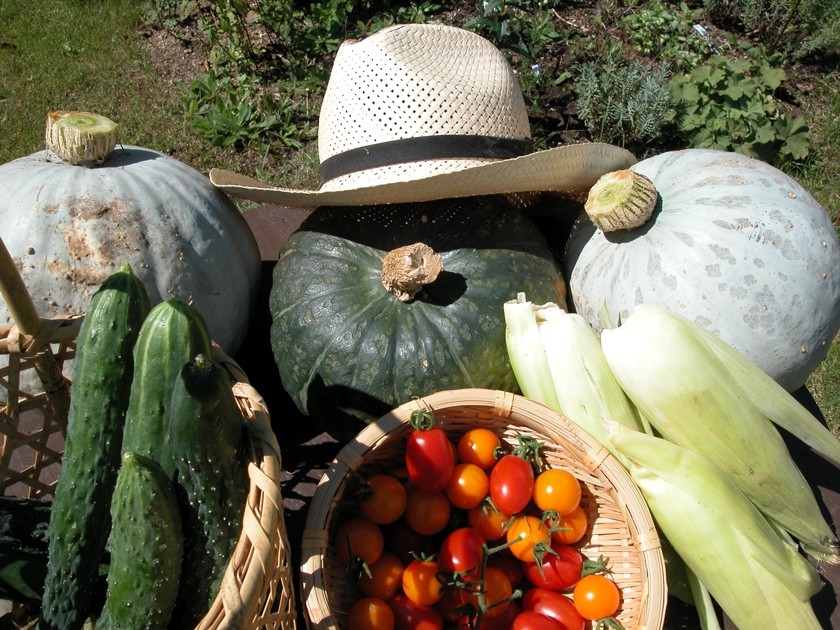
[381,242,442,302]
[584,169,657,232]
[46,111,118,166]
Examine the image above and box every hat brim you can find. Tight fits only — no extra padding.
[209,143,637,207]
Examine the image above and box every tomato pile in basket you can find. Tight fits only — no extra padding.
[334,408,625,630]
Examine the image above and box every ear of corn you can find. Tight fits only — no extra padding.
[685,313,840,466]
[606,420,823,630]
[504,295,649,468]
[600,304,839,563]
[503,293,562,412]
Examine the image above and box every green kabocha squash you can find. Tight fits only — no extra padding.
[564,149,840,392]
[0,112,260,362]
[270,195,567,438]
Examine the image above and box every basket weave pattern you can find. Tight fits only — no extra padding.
[0,258,297,629]
[301,388,667,630]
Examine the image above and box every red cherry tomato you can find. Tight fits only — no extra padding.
[438,527,485,580]
[405,414,456,493]
[388,593,444,630]
[457,428,501,470]
[522,587,585,630]
[522,541,583,591]
[488,454,534,515]
[572,574,621,620]
[512,610,565,630]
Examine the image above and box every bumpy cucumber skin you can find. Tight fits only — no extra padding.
[168,353,248,627]
[121,299,212,478]
[101,452,183,630]
[40,263,150,630]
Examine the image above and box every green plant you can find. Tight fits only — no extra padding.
[182,68,313,149]
[573,44,674,151]
[705,0,840,60]
[668,46,810,163]
[466,0,564,61]
[619,0,714,71]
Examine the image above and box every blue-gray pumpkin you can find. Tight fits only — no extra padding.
[564,149,840,392]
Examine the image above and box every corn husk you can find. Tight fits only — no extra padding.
[600,304,839,563]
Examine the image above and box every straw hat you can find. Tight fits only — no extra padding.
[209,23,637,207]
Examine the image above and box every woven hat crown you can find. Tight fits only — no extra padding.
[317,23,532,191]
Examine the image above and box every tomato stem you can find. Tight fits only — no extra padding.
[408,406,438,431]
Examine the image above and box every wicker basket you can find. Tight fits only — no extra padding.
[0,237,297,629]
[300,388,667,630]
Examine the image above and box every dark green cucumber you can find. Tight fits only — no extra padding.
[120,299,212,478]
[40,263,150,630]
[100,451,183,630]
[168,353,248,627]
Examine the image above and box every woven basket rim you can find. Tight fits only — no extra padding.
[299,388,667,630]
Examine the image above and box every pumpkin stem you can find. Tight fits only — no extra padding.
[584,169,657,232]
[381,242,442,302]
[45,111,118,167]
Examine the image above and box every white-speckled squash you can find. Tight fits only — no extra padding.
[0,113,261,357]
[564,148,840,392]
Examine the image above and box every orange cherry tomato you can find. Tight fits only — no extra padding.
[405,489,452,536]
[467,501,510,542]
[506,515,551,563]
[360,473,408,525]
[403,558,445,606]
[460,566,513,618]
[359,551,405,601]
[457,428,501,470]
[334,517,384,566]
[347,596,395,630]
[550,504,588,545]
[573,574,621,620]
[533,468,581,515]
[446,463,490,510]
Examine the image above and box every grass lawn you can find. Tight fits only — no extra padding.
[2,0,839,434]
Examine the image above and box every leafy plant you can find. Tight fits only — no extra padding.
[466,0,564,61]
[573,44,674,152]
[181,68,313,149]
[704,0,840,60]
[668,46,810,163]
[618,0,715,71]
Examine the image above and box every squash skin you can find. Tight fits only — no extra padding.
[564,149,840,392]
[0,145,260,355]
[269,196,567,437]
